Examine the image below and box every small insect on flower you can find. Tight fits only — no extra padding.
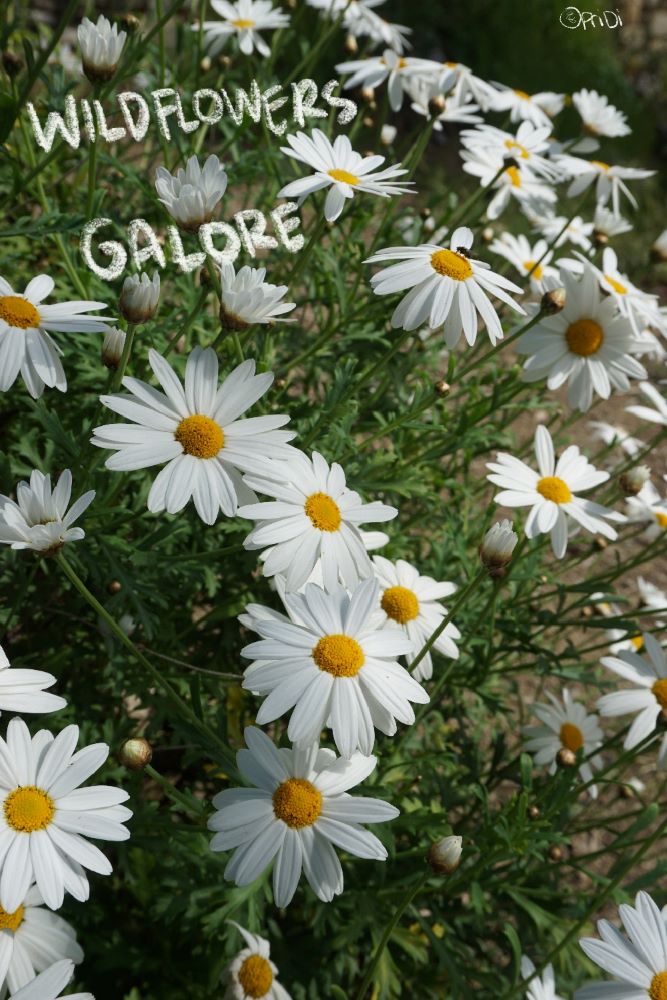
[10,959,93,1000]
[0,886,83,995]
[223,922,292,1000]
[0,469,95,555]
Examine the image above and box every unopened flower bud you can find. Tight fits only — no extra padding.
[593,229,609,246]
[480,520,518,576]
[218,54,232,68]
[120,272,160,323]
[119,13,141,33]
[427,835,462,875]
[360,86,375,104]
[362,115,374,128]
[527,805,540,819]
[275,377,287,389]
[2,51,23,78]
[78,15,127,83]
[119,737,153,770]
[434,379,450,397]
[619,465,650,497]
[380,124,397,146]
[200,55,212,72]
[428,94,446,116]
[481,226,494,243]
[107,579,122,594]
[541,287,566,314]
[101,327,126,369]
[651,230,667,263]
[556,747,577,768]
[548,844,564,862]
[344,34,358,55]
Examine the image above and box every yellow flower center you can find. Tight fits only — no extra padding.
[328,168,360,186]
[4,786,55,833]
[0,295,41,330]
[444,61,458,68]
[0,904,25,933]
[649,971,667,1000]
[514,89,531,100]
[272,778,323,829]
[505,166,522,187]
[304,492,341,532]
[604,274,627,295]
[591,160,610,172]
[504,139,530,159]
[237,954,273,998]
[652,679,667,711]
[312,634,365,677]
[655,512,667,529]
[381,585,420,624]
[523,259,543,280]
[560,722,584,753]
[630,635,644,651]
[430,248,473,281]
[174,414,224,459]
[565,318,604,356]
[232,18,255,28]
[537,476,572,504]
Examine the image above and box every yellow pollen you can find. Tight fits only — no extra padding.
[0,295,41,330]
[537,476,572,504]
[649,971,667,1000]
[445,61,458,68]
[397,57,407,68]
[174,414,224,459]
[272,778,322,829]
[232,18,255,28]
[604,274,627,295]
[381,585,420,624]
[524,259,543,280]
[560,722,584,753]
[565,318,604,356]
[304,492,341,532]
[237,954,273,998]
[505,166,522,187]
[652,679,667,711]
[328,168,360,185]
[430,248,473,281]
[514,89,531,100]
[0,904,25,933]
[4,786,55,833]
[591,160,610,172]
[655,512,667,529]
[313,634,365,677]
[504,139,530,159]
[630,635,644,651]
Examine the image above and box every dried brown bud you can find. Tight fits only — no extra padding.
[344,34,358,55]
[428,94,446,116]
[527,805,540,820]
[556,747,577,769]
[594,536,608,551]
[360,86,375,104]
[107,580,122,594]
[119,13,141,33]
[434,380,450,397]
[119,737,153,771]
[619,466,650,497]
[548,845,564,862]
[362,116,374,128]
[593,229,609,246]
[541,287,566,314]
[275,377,287,390]
[420,207,432,220]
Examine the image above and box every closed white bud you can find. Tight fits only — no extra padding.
[380,124,397,147]
[620,465,650,497]
[427,835,462,875]
[651,229,667,262]
[480,519,518,575]
[101,326,126,369]
[119,272,160,323]
[77,15,126,83]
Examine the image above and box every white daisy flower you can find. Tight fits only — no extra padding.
[223,922,291,1000]
[0,644,65,717]
[575,890,667,999]
[597,633,667,769]
[461,149,557,221]
[626,382,667,428]
[637,578,667,622]
[372,556,459,681]
[518,264,647,412]
[366,226,526,348]
[587,420,642,458]
[0,469,94,555]
[489,86,561,129]
[572,88,631,138]
[486,424,620,558]
[277,130,412,223]
[488,233,558,291]
[155,154,228,233]
[587,248,663,338]
[531,212,594,252]
[558,155,655,217]
[119,272,160,324]
[10,959,92,1000]
[0,886,82,995]
[625,481,667,540]
[593,205,632,240]
[208,726,398,907]
[219,263,295,331]
[349,10,411,53]
[241,578,426,756]
[239,450,397,591]
[522,688,604,797]
[0,275,111,399]
[521,955,564,1000]
[0,717,131,912]
[409,83,483,129]
[92,347,296,525]
[436,61,497,111]
[460,122,563,182]
[196,0,289,58]
[335,49,439,111]
[77,15,126,82]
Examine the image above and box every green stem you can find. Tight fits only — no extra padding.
[111,324,137,391]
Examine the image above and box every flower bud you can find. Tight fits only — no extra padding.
[119,737,153,771]
[362,115,375,128]
[428,94,446,116]
[344,34,358,55]
[548,844,564,862]
[360,86,375,104]
[77,15,127,83]
[101,327,126,369]
[541,287,566,314]
[619,465,650,497]
[434,379,450,397]
[481,226,494,243]
[651,229,667,263]
[556,747,577,769]
[527,805,540,820]
[119,13,141,33]
[480,520,518,576]
[200,55,212,72]
[119,272,160,323]
[380,124,397,146]
[427,835,462,875]
[107,579,122,594]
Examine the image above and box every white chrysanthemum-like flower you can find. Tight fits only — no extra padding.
[587,420,642,457]
[518,264,647,412]
[521,955,564,1000]
[0,643,65,717]
[366,226,525,348]
[92,347,296,525]
[0,275,112,399]
[532,212,594,252]
[277,130,412,223]
[196,0,289,57]
[119,272,160,324]
[437,61,497,110]
[241,578,427,756]
[460,122,562,181]
[0,470,94,554]
[625,481,667,540]
[336,49,439,111]
[461,148,557,221]
[0,717,131,912]
[488,233,557,291]
[11,959,92,1000]
[587,248,663,338]
[155,154,228,232]
[626,381,667,428]
[219,263,295,330]
[486,424,621,558]
[597,633,667,769]
[575,891,667,999]
[572,88,631,138]
[223,922,291,1000]
[208,727,398,907]
[409,83,482,128]
[558,155,655,217]
[239,450,397,591]
[489,86,563,128]
[593,205,632,239]
[0,885,83,995]
[77,15,126,82]
[372,556,459,681]
[523,688,604,797]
